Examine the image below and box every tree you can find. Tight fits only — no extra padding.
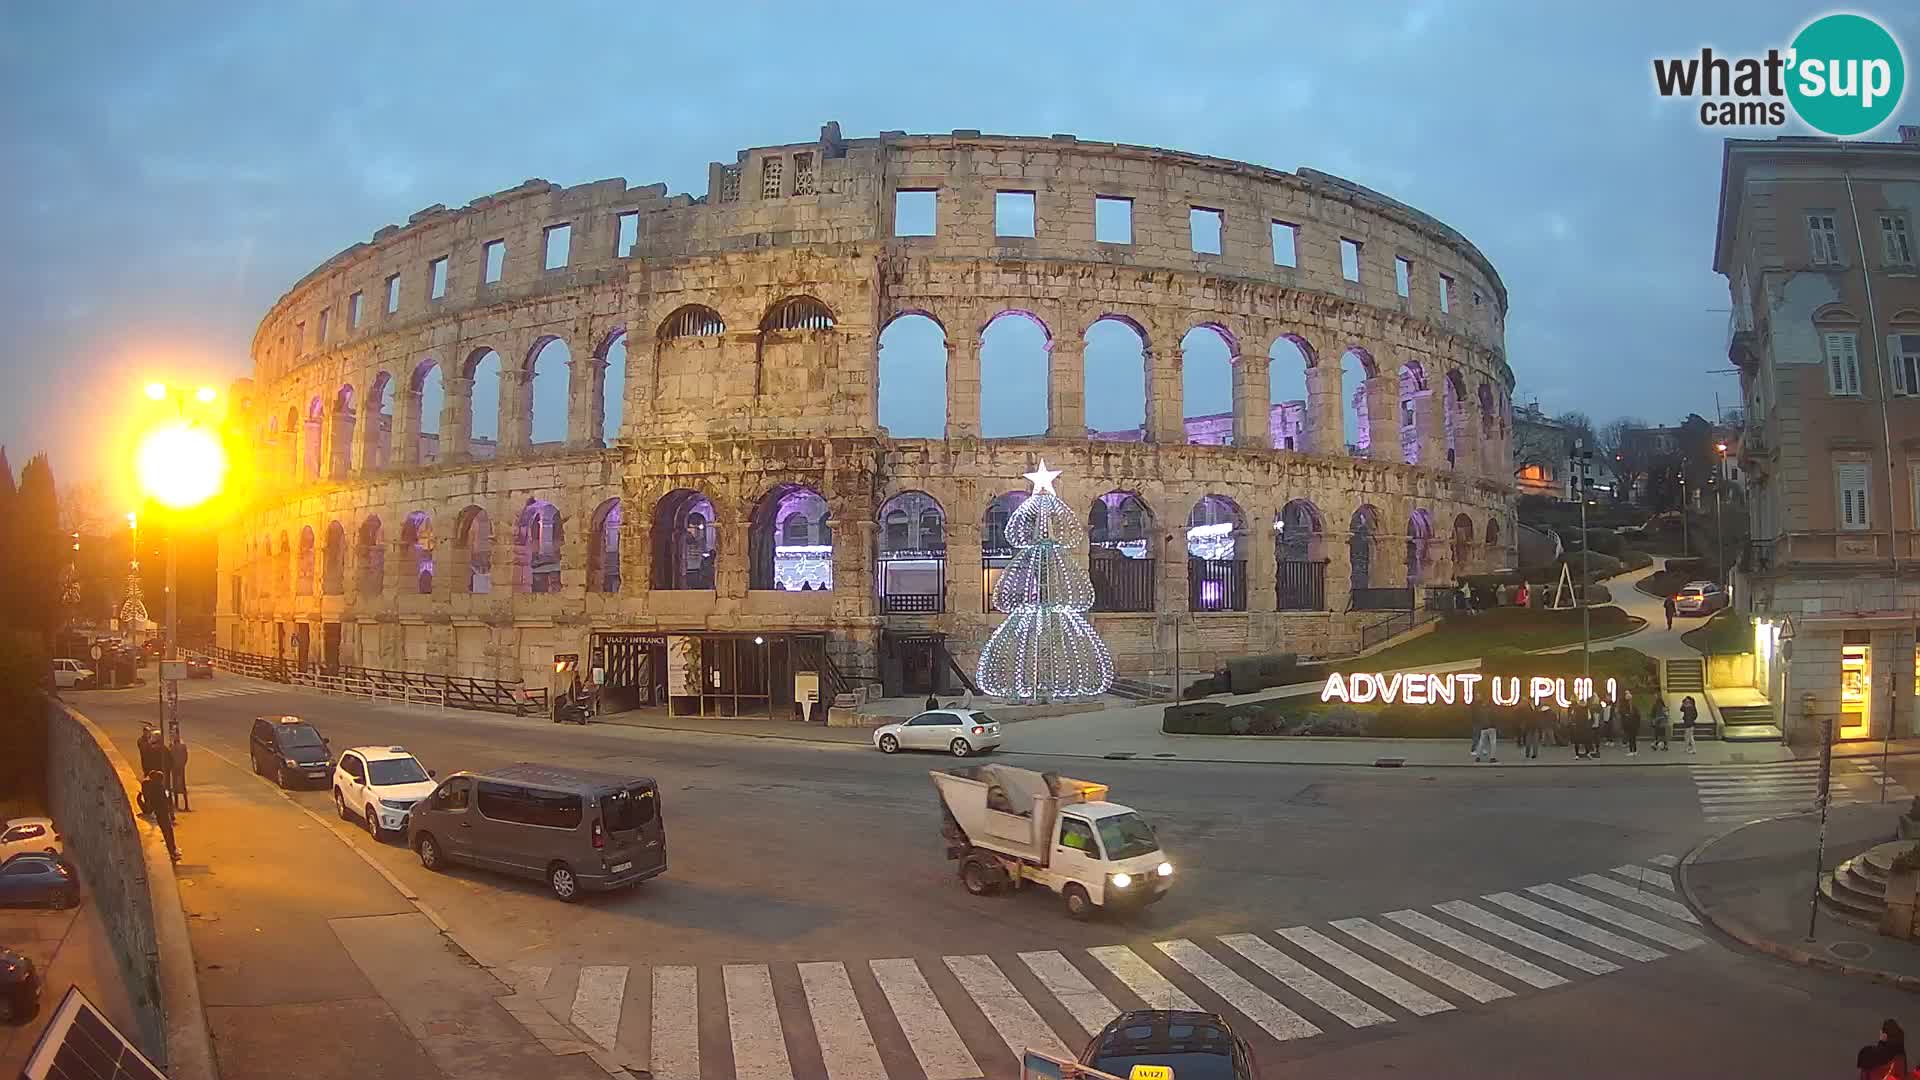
[1677,413,1718,491]
[13,454,60,643]
[975,462,1114,702]
[1600,416,1651,504]
[0,447,13,629]
[1554,411,1596,455]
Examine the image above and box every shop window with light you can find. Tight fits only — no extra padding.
[1843,629,1872,740]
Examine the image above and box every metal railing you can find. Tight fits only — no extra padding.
[1276,560,1328,611]
[1188,557,1248,612]
[1422,586,1462,611]
[205,646,546,715]
[1091,556,1156,612]
[1742,539,1775,574]
[1350,587,1415,611]
[879,591,944,614]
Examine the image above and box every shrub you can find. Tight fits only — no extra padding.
[1584,529,1626,557]
[1893,843,1920,875]
[1223,653,1302,694]
[1620,550,1653,572]
[0,630,49,803]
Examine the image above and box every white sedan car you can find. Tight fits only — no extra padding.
[0,818,62,862]
[873,709,1002,757]
[332,746,438,839]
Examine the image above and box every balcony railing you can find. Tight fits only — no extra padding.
[1091,555,1156,612]
[1351,587,1415,611]
[1188,557,1248,613]
[1741,539,1775,575]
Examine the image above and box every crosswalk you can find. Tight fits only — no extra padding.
[508,858,1701,1079]
[1691,758,1912,822]
[172,681,283,702]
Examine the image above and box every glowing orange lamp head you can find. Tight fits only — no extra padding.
[136,424,227,510]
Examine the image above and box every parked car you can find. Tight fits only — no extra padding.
[0,854,78,909]
[185,655,214,679]
[333,746,438,840]
[0,947,38,1025]
[409,764,666,902]
[50,659,95,689]
[1079,1009,1259,1080]
[0,818,61,862]
[1673,581,1729,616]
[248,716,333,788]
[873,709,1002,757]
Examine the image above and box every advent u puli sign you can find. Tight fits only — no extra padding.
[1320,672,1620,709]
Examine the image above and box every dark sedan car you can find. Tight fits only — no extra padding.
[0,947,38,1024]
[0,854,78,909]
[186,655,214,679]
[1080,1009,1258,1080]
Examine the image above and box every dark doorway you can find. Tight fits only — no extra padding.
[322,622,341,670]
[882,632,951,696]
[593,632,666,712]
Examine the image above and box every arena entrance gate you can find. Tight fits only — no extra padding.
[592,632,666,712]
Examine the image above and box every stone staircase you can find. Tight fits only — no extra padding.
[1819,841,1902,924]
[1110,676,1169,702]
[1665,657,1706,693]
[1719,703,1783,742]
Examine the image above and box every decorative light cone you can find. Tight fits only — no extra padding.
[975,462,1114,702]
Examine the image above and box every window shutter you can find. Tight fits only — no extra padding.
[1893,335,1908,396]
[1846,336,1862,395]
[1838,461,1870,529]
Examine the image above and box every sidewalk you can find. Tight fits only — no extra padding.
[0,880,140,1076]
[1681,803,1920,990]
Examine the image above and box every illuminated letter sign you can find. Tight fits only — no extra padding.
[1320,672,1619,708]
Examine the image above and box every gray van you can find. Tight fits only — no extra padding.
[407,764,666,901]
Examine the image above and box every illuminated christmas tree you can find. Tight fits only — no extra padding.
[975,462,1114,702]
[118,563,148,626]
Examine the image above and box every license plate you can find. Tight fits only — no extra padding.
[307,770,327,778]
[610,861,633,873]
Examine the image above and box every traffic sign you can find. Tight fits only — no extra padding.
[90,645,103,661]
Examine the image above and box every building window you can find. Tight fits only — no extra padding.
[1891,333,1920,396]
[1825,331,1862,396]
[428,256,448,300]
[761,156,783,199]
[1096,196,1133,244]
[1809,211,1843,266]
[616,212,639,257]
[483,239,505,283]
[1439,274,1453,313]
[1340,239,1362,282]
[385,273,401,314]
[1190,208,1223,255]
[316,307,330,344]
[995,191,1036,237]
[718,165,741,204]
[1271,221,1298,267]
[348,292,363,328]
[792,152,816,196]
[1883,213,1914,266]
[1394,257,1412,298]
[1838,460,1871,529]
[894,190,936,236]
[543,224,571,269]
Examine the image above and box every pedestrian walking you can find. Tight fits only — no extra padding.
[1620,690,1641,756]
[1663,594,1677,631]
[1650,696,1671,750]
[169,725,191,811]
[141,769,180,863]
[1857,1018,1909,1080]
[1525,703,1549,759]
[137,725,164,778]
[1588,699,1606,760]
[924,691,939,711]
[961,686,975,710]
[1470,700,1497,763]
[1680,695,1699,754]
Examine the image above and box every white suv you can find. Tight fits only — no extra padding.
[333,746,437,839]
[51,659,95,689]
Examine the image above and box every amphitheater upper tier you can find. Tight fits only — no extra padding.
[218,122,1519,705]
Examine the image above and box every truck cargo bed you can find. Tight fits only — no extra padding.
[931,765,1108,866]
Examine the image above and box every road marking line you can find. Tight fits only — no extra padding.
[1275,926,1452,1016]
[1433,901,1619,975]
[1571,873,1701,923]
[1696,784,1821,797]
[1689,762,1818,772]
[1609,865,1674,891]
[1527,885,1705,951]
[1018,950,1119,1040]
[947,954,1068,1060]
[1155,939,1321,1041]
[1327,918,1512,1004]
[651,966,700,1080]
[1382,910,1567,989]
[1086,945,1199,1011]
[724,963,795,1080]
[1647,854,1680,867]
[870,958,980,1080]
[1481,893,1665,962]
[510,963,553,995]
[571,965,628,1051]
[1216,933,1393,1027]
[798,962,886,1080]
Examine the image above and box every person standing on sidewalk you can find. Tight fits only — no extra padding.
[1856,1018,1908,1079]
[169,724,191,812]
[1664,593,1677,631]
[1588,698,1606,760]
[1680,695,1699,754]
[141,769,180,863]
[1620,690,1642,755]
[1650,696,1671,751]
[1525,701,1550,759]
[1470,700,1497,763]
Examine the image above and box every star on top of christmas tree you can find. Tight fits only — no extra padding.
[1023,461,1061,494]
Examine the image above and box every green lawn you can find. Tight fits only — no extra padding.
[1357,606,1643,671]
[1681,609,1753,655]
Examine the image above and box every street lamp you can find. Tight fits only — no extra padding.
[1714,442,1729,584]
[134,382,225,754]
[1571,439,1593,682]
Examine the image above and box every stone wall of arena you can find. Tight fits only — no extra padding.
[215,123,1517,688]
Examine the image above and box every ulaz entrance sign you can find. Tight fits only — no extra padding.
[1320,671,1620,708]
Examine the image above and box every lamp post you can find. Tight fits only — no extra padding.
[1572,439,1592,682]
[135,382,224,756]
[1713,442,1729,584]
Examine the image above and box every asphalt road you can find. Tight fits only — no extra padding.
[64,679,1920,1079]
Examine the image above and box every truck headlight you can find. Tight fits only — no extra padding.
[1110,872,1133,889]
[1157,862,1174,877]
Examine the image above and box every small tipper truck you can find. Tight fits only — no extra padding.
[932,764,1173,919]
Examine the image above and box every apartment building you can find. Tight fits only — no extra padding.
[1720,129,1920,744]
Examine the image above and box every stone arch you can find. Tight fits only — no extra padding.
[412,356,445,465]
[981,489,1032,613]
[877,490,946,612]
[1275,499,1327,610]
[1187,494,1247,611]
[278,530,292,597]
[1398,360,1428,466]
[401,511,434,594]
[1450,512,1476,576]
[1180,324,1236,446]
[588,497,623,594]
[526,336,571,447]
[1349,505,1379,591]
[1478,381,1496,437]
[1444,370,1467,469]
[1085,490,1154,612]
[357,514,385,598]
[598,327,628,445]
[465,347,503,455]
[454,505,493,594]
[1268,335,1313,451]
[328,385,356,478]
[1485,517,1503,568]
[1406,509,1435,585]
[297,526,315,595]
[321,520,347,595]
[979,310,1050,438]
[651,489,718,591]
[304,396,324,481]
[878,311,947,438]
[1085,315,1149,442]
[750,483,832,591]
[659,304,725,340]
[361,371,393,472]
[1340,349,1371,456]
[761,295,836,332]
[515,497,563,594]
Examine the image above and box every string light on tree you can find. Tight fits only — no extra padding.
[975,461,1115,702]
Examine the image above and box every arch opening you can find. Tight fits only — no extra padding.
[363,372,393,472]
[980,490,1031,612]
[877,491,946,613]
[601,331,628,444]
[651,490,717,591]
[751,484,832,591]
[516,498,563,594]
[357,515,385,598]
[414,359,445,465]
[1180,326,1235,446]
[1268,337,1311,451]
[1088,490,1155,612]
[529,338,571,446]
[1276,499,1328,610]
[321,520,346,596]
[467,349,502,458]
[455,506,493,594]
[296,526,314,596]
[1085,317,1147,441]
[402,511,434,594]
[878,313,947,437]
[589,498,623,593]
[979,311,1049,438]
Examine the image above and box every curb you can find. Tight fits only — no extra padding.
[1677,811,1920,993]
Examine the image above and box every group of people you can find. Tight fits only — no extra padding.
[136,722,189,863]
[1468,691,1701,763]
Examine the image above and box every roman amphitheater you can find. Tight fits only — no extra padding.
[214,122,1516,715]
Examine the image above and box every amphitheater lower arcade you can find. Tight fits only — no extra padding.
[215,126,1516,709]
